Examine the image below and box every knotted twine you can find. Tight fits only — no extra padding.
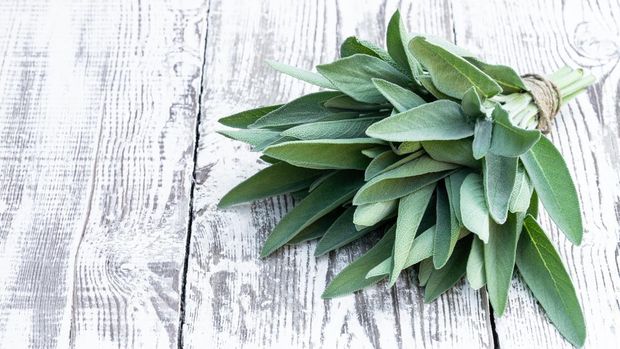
[521,74,562,134]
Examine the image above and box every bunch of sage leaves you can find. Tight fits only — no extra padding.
[217,10,594,347]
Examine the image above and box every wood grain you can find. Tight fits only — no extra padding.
[0,0,208,347]
[183,1,493,348]
[452,0,620,347]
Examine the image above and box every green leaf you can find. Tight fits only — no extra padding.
[397,141,422,154]
[372,78,425,112]
[390,184,436,284]
[365,150,401,180]
[219,105,282,128]
[472,118,493,160]
[288,209,342,244]
[264,138,383,170]
[418,258,434,286]
[466,236,486,290]
[281,117,381,140]
[445,169,470,224]
[308,171,339,192]
[323,94,386,111]
[484,153,518,224]
[250,91,343,128]
[433,184,460,268]
[217,129,281,149]
[315,207,375,256]
[386,10,412,77]
[516,216,586,347]
[418,75,454,100]
[219,162,322,208]
[366,100,474,142]
[461,87,484,117]
[409,37,502,99]
[424,237,471,302]
[509,165,533,213]
[422,138,480,169]
[490,106,541,157]
[361,146,390,158]
[353,200,397,227]
[353,156,458,205]
[267,60,336,89]
[366,225,435,278]
[317,54,411,104]
[322,226,395,298]
[459,173,490,242]
[465,57,528,93]
[341,36,391,61]
[520,137,583,244]
[484,212,520,315]
[261,171,364,256]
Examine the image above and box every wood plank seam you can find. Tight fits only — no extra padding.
[178,1,212,348]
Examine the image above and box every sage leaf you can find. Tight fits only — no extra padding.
[219,105,282,128]
[424,237,471,302]
[484,212,520,315]
[386,10,412,77]
[365,150,401,180]
[422,138,480,169]
[261,171,364,256]
[409,37,502,99]
[250,91,343,128]
[490,106,541,157]
[264,138,384,170]
[372,78,425,112]
[341,36,392,61]
[445,169,470,224]
[459,173,490,242]
[267,60,336,89]
[516,215,586,347]
[509,165,533,213]
[520,137,583,244]
[323,94,386,111]
[418,258,434,286]
[397,141,422,154]
[353,200,397,227]
[466,236,486,290]
[361,146,390,158]
[461,87,484,117]
[354,156,458,205]
[308,171,339,192]
[217,129,281,149]
[322,226,395,298]
[219,162,322,208]
[433,184,460,268]
[288,209,342,244]
[282,117,381,140]
[465,57,528,93]
[419,75,454,100]
[472,118,493,159]
[484,153,518,224]
[366,100,474,142]
[315,207,375,256]
[390,184,436,284]
[317,54,411,103]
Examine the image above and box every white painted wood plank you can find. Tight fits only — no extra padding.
[183,1,493,348]
[452,0,620,347]
[0,0,208,348]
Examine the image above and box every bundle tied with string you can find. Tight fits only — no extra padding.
[216,11,595,347]
[523,74,562,133]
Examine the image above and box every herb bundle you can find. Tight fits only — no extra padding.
[217,11,594,346]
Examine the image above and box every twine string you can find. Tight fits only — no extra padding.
[521,74,562,134]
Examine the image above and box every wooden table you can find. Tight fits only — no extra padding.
[0,0,618,348]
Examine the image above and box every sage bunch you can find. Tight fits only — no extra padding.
[217,10,594,347]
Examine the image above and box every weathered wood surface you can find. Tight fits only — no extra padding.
[182,1,494,348]
[0,0,618,348]
[0,0,207,348]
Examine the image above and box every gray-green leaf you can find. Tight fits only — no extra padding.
[484,153,518,224]
[386,10,412,77]
[516,215,586,347]
[460,173,490,242]
[472,118,493,160]
[465,57,528,93]
[267,60,336,89]
[372,78,425,112]
[466,236,486,290]
[433,184,461,268]
[282,117,380,140]
[261,171,364,256]
[219,162,322,208]
[250,91,343,128]
[409,37,502,99]
[509,165,534,213]
[219,105,282,129]
[366,100,474,142]
[424,237,471,302]
[520,137,583,245]
[353,200,397,227]
[317,54,411,104]
[422,138,480,169]
[315,207,375,256]
[264,138,384,170]
[490,106,541,157]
